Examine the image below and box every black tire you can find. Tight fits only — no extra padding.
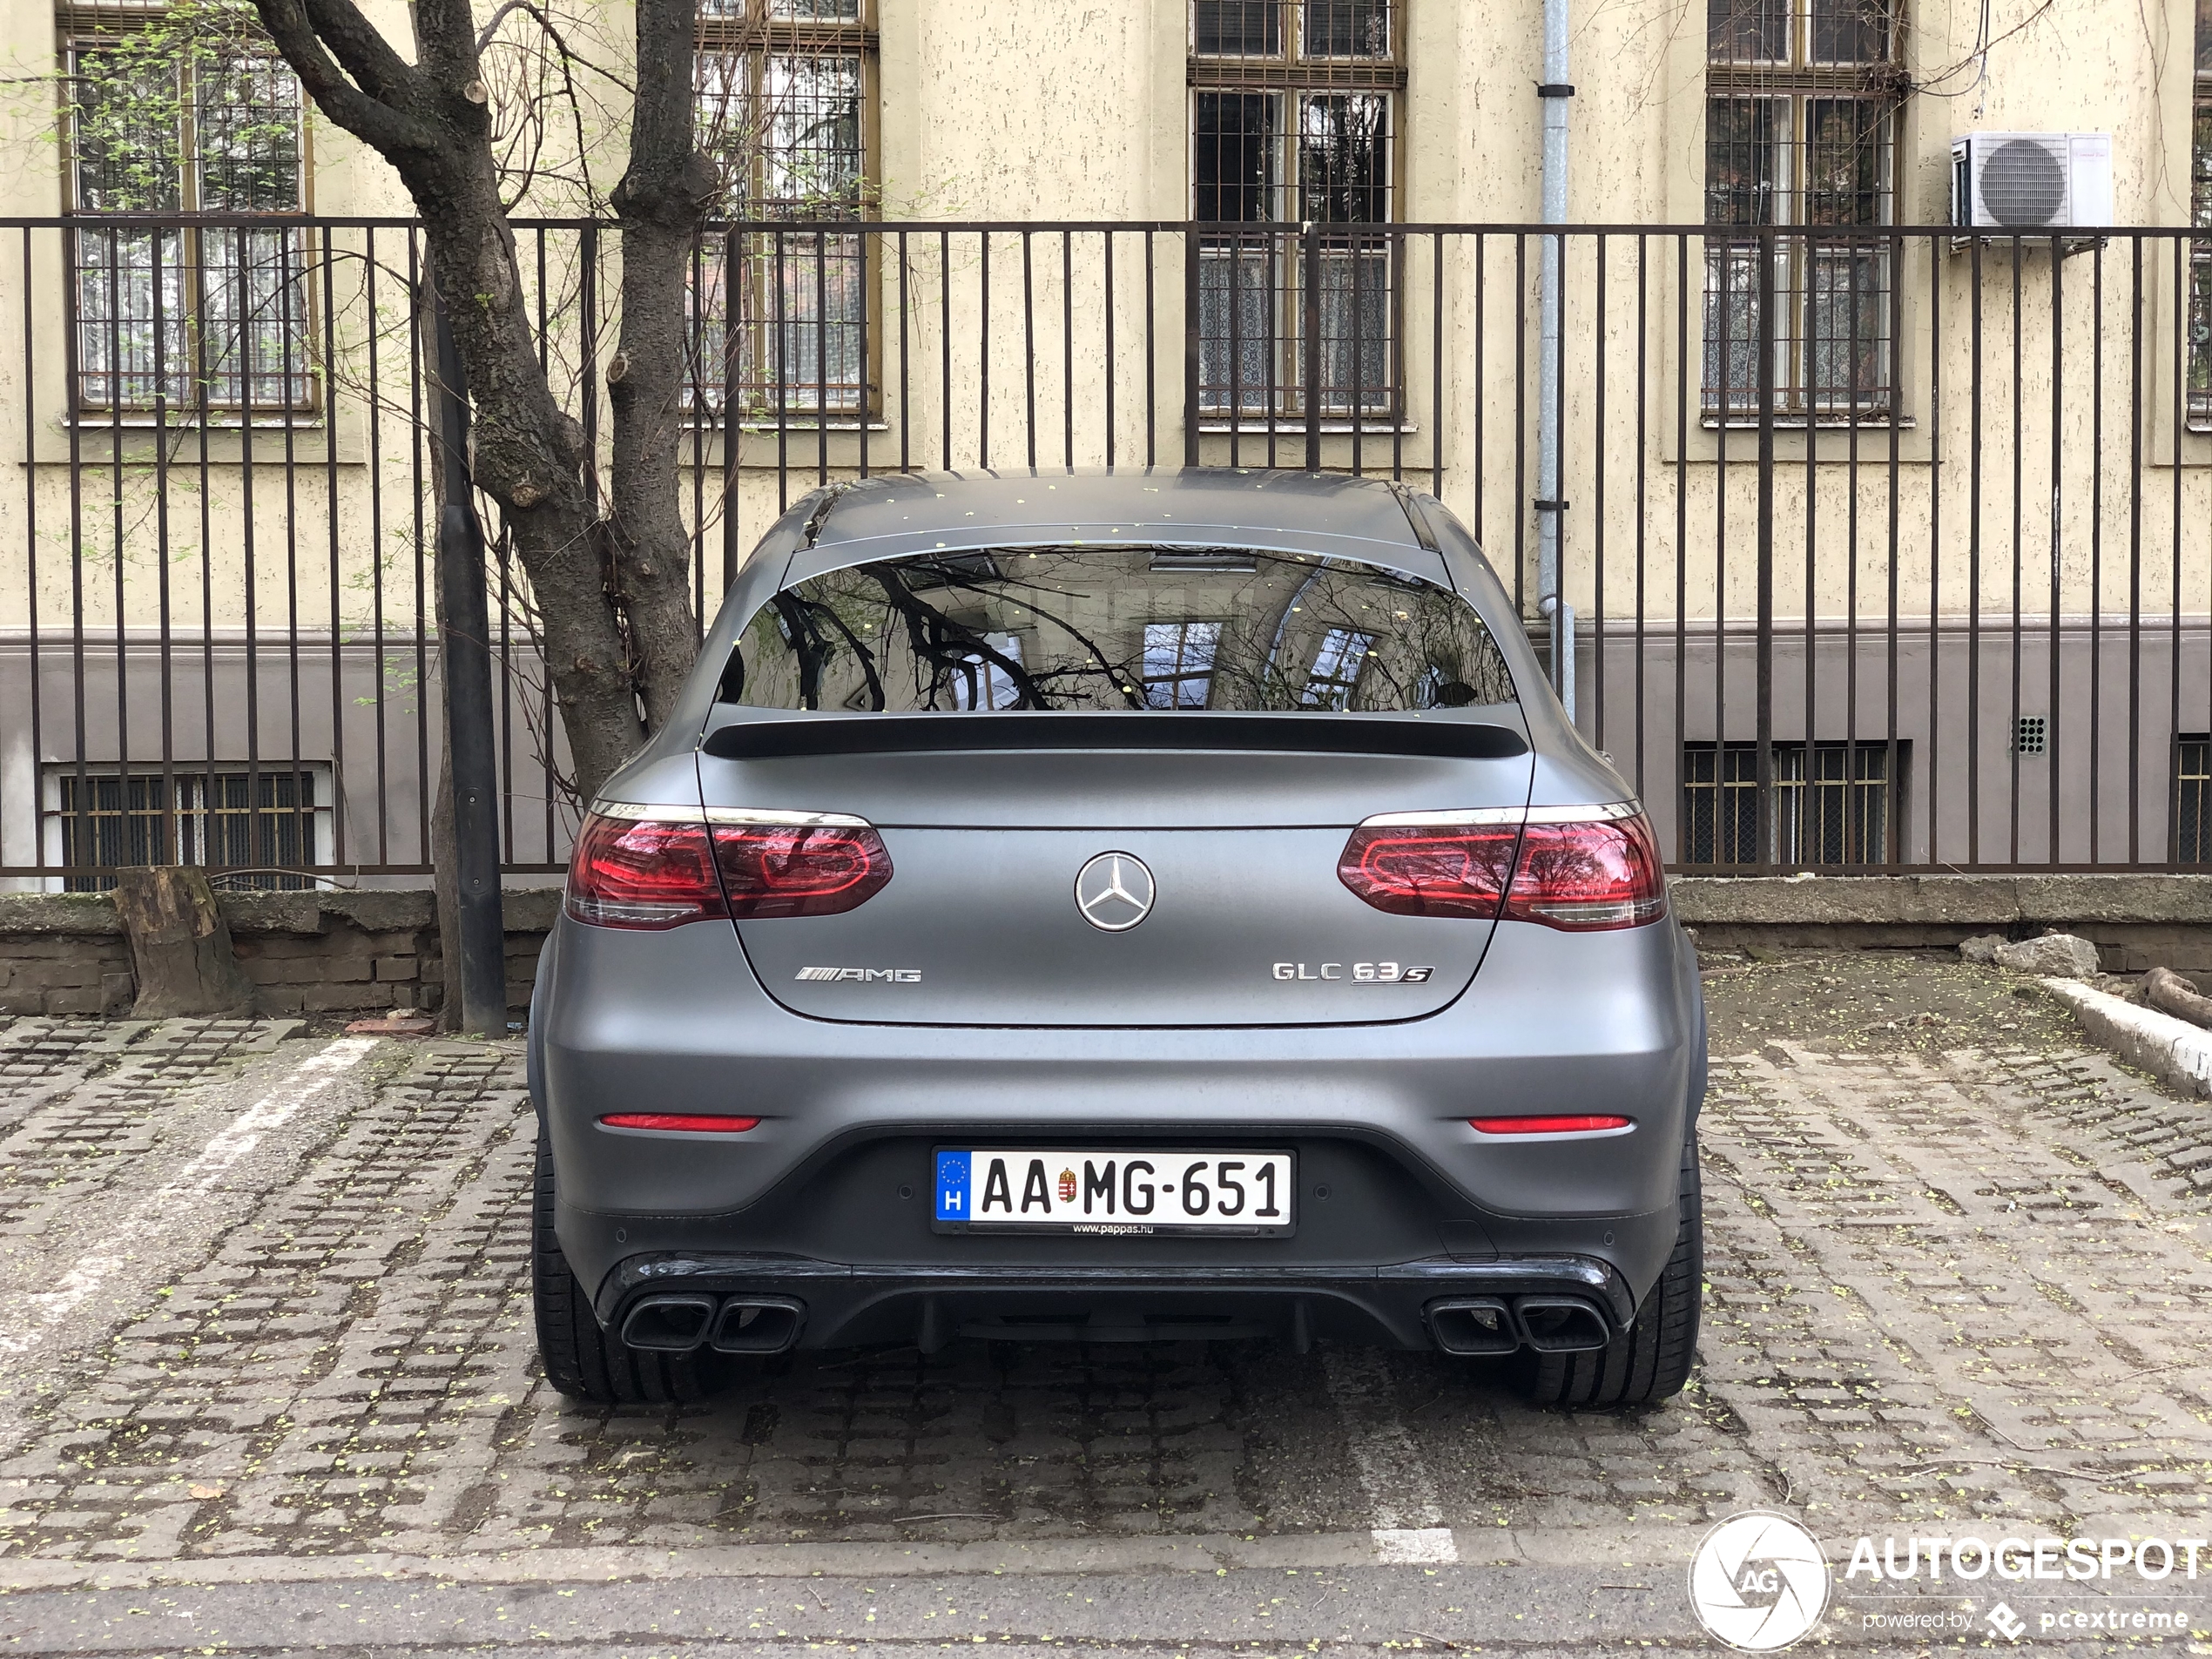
[532,1126,719,1406]
[1517,1128,1703,1409]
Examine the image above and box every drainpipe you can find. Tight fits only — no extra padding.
[1536,0,1575,719]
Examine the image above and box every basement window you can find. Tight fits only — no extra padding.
[2177,736,2212,864]
[43,765,332,892]
[1680,738,1902,867]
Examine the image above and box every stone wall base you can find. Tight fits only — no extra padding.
[1675,875,2212,980]
[0,889,556,1020]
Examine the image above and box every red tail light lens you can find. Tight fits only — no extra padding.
[1470,1114,1633,1135]
[1502,813,1668,931]
[1339,808,1667,931]
[566,814,727,929]
[600,1113,761,1133]
[1337,824,1519,919]
[711,824,893,919]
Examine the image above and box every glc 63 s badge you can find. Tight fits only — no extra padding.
[1271,961,1435,983]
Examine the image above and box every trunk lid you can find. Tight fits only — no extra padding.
[699,742,1534,1027]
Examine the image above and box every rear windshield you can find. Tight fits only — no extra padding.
[719,547,1518,713]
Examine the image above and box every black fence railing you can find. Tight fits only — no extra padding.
[2,215,2209,887]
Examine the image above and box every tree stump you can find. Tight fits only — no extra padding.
[111,867,256,1018]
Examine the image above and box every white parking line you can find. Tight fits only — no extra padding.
[0,1036,376,1355]
[1321,1347,1460,1564]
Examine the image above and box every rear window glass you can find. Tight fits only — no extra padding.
[719,547,1518,713]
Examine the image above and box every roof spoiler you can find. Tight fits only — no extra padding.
[701,712,1529,762]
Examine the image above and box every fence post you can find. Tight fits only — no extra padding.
[1304,223,1323,470]
[721,225,743,596]
[1754,226,1777,868]
[431,292,510,1039]
[1184,226,1201,467]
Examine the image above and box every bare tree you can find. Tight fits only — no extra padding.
[248,0,710,799]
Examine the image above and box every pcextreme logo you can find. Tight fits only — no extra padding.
[1689,1511,1833,1651]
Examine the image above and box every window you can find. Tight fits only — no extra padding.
[950,634,1026,711]
[2188,0,2210,429]
[65,28,310,415]
[1703,0,1898,421]
[1682,740,1899,866]
[695,0,874,419]
[1143,621,1224,707]
[1190,2,1401,421]
[1301,627,1374,708]
[2178,737,2212,862]
[46,766,330,892]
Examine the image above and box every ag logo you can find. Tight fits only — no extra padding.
[1688,1511,1831,1651]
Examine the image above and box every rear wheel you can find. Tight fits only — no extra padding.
[1518,1128,1702,1409]
[532,1126,718,1406]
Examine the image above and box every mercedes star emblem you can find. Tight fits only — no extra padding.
[1074,851,1156,932]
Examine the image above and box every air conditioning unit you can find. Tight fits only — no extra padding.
[1951,132,2113,233]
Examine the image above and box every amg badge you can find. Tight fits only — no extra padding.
[795,966,922,982]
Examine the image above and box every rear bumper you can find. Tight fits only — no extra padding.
[593,1249,1635,1352]
[534,907,1704,1320]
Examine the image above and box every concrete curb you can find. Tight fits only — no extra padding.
[0,1527,1695,1591]
[2042,977,2212,1098]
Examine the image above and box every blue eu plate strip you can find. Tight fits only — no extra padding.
[934,1150,972,1221]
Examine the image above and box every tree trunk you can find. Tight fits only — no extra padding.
[606,0,712,733]
[418,170,643,802]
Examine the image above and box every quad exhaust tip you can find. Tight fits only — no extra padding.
[620,1293,805,1355]
[1425,1294,1613,1356]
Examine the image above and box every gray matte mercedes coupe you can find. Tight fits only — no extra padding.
[529,469,1705,1410]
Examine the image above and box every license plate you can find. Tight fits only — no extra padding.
[932,1149,1295,1235]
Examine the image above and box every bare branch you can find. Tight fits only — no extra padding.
[250,0,437,153]
[475,0,635,93]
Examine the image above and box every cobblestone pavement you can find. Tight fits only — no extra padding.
[0,977,2208,1650]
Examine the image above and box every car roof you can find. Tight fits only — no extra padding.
[781,468,1446,585]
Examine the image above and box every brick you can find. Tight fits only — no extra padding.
[373,956,416,982]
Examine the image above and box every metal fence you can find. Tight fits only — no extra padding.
[2,214,2209,887]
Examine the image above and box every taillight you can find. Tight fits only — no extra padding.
[566,813,727,929]
[566,806,894,928]
[1502,811,1668,931]
[711,821,892,918]
[1470,1114,1633,1135]
[1337,822,1519,918]
[1339,806,1667,931]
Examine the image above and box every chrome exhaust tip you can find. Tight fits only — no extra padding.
[619,1292,718,1352]
[709,1297,805,1354]
[1513,1295,1613,1353]
[1426,1296,1521,1355]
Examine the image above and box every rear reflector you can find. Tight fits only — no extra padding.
[565,810,892,928]
[599,1113,762,1133]
[1338,806,1667,930]
[1469,1115,1633,1135]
